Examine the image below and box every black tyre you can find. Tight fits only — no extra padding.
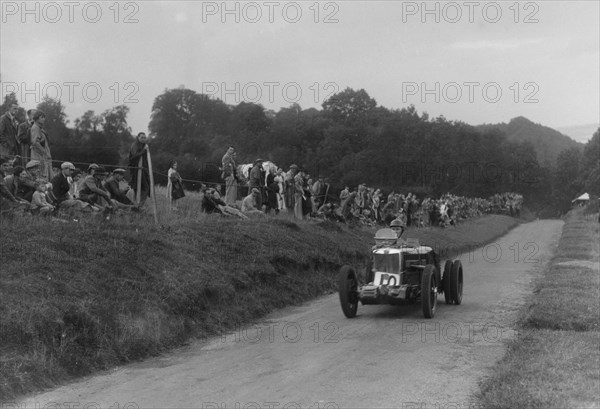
[442,260,453,304]
[339,266,359,318]
[450,260,463,305]
[364,260,374,284]
[421,265,438,319]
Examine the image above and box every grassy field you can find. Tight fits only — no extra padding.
[0,189,519,401]
[477,207,600,408]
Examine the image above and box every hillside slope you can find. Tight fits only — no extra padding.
[478,116,583,166]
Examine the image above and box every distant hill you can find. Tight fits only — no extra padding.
[477,117,584,166]
[555,123,599,144]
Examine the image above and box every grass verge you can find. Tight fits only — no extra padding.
[477,207,600,409]
[0,208,518,401]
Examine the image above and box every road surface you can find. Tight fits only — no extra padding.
[17,220,564,409]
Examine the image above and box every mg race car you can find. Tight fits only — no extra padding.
[338,228,463,319]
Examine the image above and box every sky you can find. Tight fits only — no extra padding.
[1,0,599,142]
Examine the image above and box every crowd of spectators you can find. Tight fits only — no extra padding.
[213,147,523,225]
[1,111,523,226]
[0,105,152,218]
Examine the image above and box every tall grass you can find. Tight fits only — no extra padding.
[477,207,600,408]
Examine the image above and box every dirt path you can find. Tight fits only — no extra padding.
[18,220,564,409]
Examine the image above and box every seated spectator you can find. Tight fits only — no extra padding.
[0,157,29,213]
[31,179,56,215]
[51,162,93,211]
[69,169,82,199]
[201,187,225,214]
[241,188,264,215]
[3,165,23,197]
[317,202,343,222]
[17,160,41,202]
[200,187,247,219]
[78,164,113,211]
[104,168,138,211]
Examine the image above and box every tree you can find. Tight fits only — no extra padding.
[0,93,25,121]
[149,88,230,159]
[577,128,600,195]
[553,147,583,212]
[322,88,377,126]
[74,110,102,134]
[228,102,270,159]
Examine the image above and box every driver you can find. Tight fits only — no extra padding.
[390,218,407,246]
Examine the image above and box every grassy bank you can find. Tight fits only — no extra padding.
[478,207,600,408]
[0,208,518,401]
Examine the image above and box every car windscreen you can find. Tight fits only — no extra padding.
[373,253,400,274]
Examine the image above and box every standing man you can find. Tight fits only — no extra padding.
[128,132,151,207]
[16,109,35,166]
[221,146,237,205]
[248,158,264,211]
[294,169,305,220]
[0,103,19,159]
[339,186,349,202]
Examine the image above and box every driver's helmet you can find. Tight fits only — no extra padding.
[390,218,406,237]
[374,228,398,247]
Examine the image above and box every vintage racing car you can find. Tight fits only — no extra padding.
[338,228,463,319]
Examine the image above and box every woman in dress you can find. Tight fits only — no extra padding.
[166,160,184,210]
[29,110,53,180]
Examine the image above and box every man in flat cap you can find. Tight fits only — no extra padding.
[104,168,138,210]
[50,162,90,211]
[79,166,113,211]
[16,160,42,202]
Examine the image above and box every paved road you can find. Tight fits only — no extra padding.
[18,220,564,409]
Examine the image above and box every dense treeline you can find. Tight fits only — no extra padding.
[2,87,598,214]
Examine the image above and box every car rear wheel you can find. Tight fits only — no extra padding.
[450,260,463,305]
[442,260,453,304]
[339,266,359,318]
[421,265,437,318]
